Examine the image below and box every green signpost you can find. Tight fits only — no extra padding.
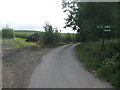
[97,26,103,29]
[104,25,111,29]
[97,25,111,29]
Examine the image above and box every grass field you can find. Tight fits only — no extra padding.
[14,30,77,43]
[75,39,120,88]
[14,30,41,38]
[14,37,34,48]
[14,37,42,49]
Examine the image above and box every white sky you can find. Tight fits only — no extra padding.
[0,0,77,33]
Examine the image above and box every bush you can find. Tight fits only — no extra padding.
[41,23,54,45]
[53,29,61,44]
[2,27,14,39]
[41,23,61,45]
[65,33,72,42]
[26,33,41,42]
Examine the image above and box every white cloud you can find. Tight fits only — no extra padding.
[0,0,77,33]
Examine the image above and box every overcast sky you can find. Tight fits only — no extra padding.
[0,0,77,33]
[0,0,118,33]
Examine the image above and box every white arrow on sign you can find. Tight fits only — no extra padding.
[104,30,111,31]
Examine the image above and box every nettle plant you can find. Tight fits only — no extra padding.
[2,25,14,39]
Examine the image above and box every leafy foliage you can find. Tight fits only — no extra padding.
[41,23,55,45]
[53,29,61,45]
[62,2,118,41]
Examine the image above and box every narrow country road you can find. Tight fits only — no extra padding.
[28,44,112,88]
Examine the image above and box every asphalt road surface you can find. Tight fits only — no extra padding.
[28,44,113,88]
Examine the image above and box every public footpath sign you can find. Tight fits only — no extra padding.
[96,25,111,48]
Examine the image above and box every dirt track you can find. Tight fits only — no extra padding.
[2,40,51,88]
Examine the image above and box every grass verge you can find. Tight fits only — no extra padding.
[75,39,120,88]
[12,37,40,49]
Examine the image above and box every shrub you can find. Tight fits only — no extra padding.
[54,29,61,44]
[2,27,14,39]
[26,33,41,42]
[41,23,55,45]
[65,33,72,42]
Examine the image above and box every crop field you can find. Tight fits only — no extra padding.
[14,30,41,38]
[14,30,76,37]
[1,30,76,40]
[14,30,77,42]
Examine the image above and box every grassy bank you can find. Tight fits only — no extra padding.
[75,39,120,88]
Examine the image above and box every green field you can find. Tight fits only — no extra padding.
[14,30,41,38]
[14,37,35,48]
[14,30,76,41]
[14,30,77,43]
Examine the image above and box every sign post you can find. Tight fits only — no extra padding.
[97,25,111,48]
[104,25,111,43]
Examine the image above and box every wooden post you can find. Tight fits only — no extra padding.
[108,31,109,43]
[102,28,105,48]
